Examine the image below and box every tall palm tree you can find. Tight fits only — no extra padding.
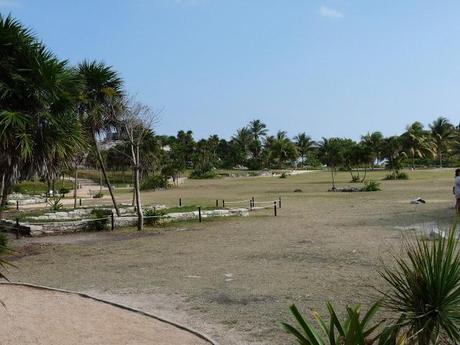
[248,119,267,142]
[360,131,383,169]
[381,136,406,179]
[293,133,316,167]
[232,127,253,164]
[77,60,124,216]
[402,121,434,169]
[0,15,83,211]
[429,117,454,168]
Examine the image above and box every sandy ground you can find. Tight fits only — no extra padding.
[0,284,211,345]
[4,169,459,344]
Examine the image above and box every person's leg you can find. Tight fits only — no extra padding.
[456,198,460,214]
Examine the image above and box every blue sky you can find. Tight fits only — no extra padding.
[2,0,460,140]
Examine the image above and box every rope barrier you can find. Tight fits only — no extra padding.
[223,199,250,204]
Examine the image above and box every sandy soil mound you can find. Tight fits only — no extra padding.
[0,284,211,345]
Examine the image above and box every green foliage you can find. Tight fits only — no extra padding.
[279,172,288,179]
[190,169,219,179]
[140,175,169,191]
[11,180,73,195]
[361,180,381,192]
[350,175,361,183]
[383,172,409,180]
[143,208,166,225]
[93,192,104,198]
[59,187,71,195]
[89,208,111,231]
[379,226,460,344]
[281,301,383,345]
[47,197,64,212]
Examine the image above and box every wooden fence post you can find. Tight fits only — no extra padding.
[198,207,202,223]
[274,201,277,216]
[16,200,19,211]
[278,197,282,209]
[179,198,182,207]
[111,212,115,231]
[216,199,218,208]
[222,200,225,208]
[15,218,19,239]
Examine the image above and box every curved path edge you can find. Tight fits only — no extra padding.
[0,281,218,345]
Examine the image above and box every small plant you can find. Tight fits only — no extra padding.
[59,187,70,196]
[350,175,361,183]
[89,208,112,231]
[190,169,219,179]
[93,192,104,198]
[379,225,460,344]
[144,208,166,225]
[281,301,383,345]
[361,180,381,192]
[140,175,170,191]
[47,197,64,211]
[383,171,409,180]
[279,172,288,179]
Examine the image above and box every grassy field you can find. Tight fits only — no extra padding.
[5,169,459,344]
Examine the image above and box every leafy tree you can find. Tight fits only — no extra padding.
[265,131,298,168]
[232,127,253,166]
[361,131,384,169]
[318,138,347,190]
[429,117,455,168]
[380,136,406,179]
[402,121,434,169]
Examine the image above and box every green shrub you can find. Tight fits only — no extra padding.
[140,175,169,191]
[350,175,360,183]
[383,171,409,180]
[279,172,288,179]
[93,192,104,198]
[12,180,73,195]
[89,208,112,231]
[380,226,460,344]
[59,187,71,196]
[361,180,381,192]
[144,208,166,225]
[190,169,219,179]
[281,301,383,345]
[47,197,64,212]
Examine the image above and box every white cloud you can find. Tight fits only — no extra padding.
[319,5,344,19]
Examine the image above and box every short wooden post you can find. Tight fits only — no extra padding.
[249,199,252,210]
[278,197,282,209]
[111,212,115,231]
[179,197,182,207]
[198,206,202,222]
[274,201,277,216]
[222,200,225,208]
[79,198,82,207]
[252,196,255,207]
[16,200,19,211]
[15,218,19,239]
[216,199,218,208]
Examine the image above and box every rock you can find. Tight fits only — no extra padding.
[294,189,303,193]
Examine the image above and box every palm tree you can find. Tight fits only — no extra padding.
[380,136,405,179]
[266,131,298,168]
[361,131,383,169]
[77,60,124,216]
[429,117,454,168]
[0,15,83,211]
[293,133,316,167]
[232,127,253,165]
[248,119,267,142]
[402,121,435,169]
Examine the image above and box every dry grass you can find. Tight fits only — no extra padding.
[6,169,459,344]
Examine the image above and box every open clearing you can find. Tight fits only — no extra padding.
[4,169,458,344]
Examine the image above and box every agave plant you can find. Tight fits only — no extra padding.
[281,301,383,345]
[380,225,460,345]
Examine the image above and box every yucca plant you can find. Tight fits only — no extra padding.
[379,225,460,345]
[281,301,383,345]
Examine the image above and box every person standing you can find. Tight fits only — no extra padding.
[454,169,460,213]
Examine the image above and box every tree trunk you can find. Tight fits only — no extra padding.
[331,167,336,190]
[92,130,120,216]
[439,151,443,168]
[361,167,367,182]
[0,180,11,219]
[73,165,78,209]
[132,145,143,231]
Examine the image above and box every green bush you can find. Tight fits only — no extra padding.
[380,226,460,344]
[279,172,288,179]
[350,175,360,183]
[12,180,74,195]
[140,175,169,191]
[190,169,219,179]
[144,208,166,225]
[361,180,381,192]
[383,171,409,180]
[89,208,112,231]
[59,187,71,196]
[93,192,104,198]
[47,197,64,211]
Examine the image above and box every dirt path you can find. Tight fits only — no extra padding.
[0,284,212,345]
